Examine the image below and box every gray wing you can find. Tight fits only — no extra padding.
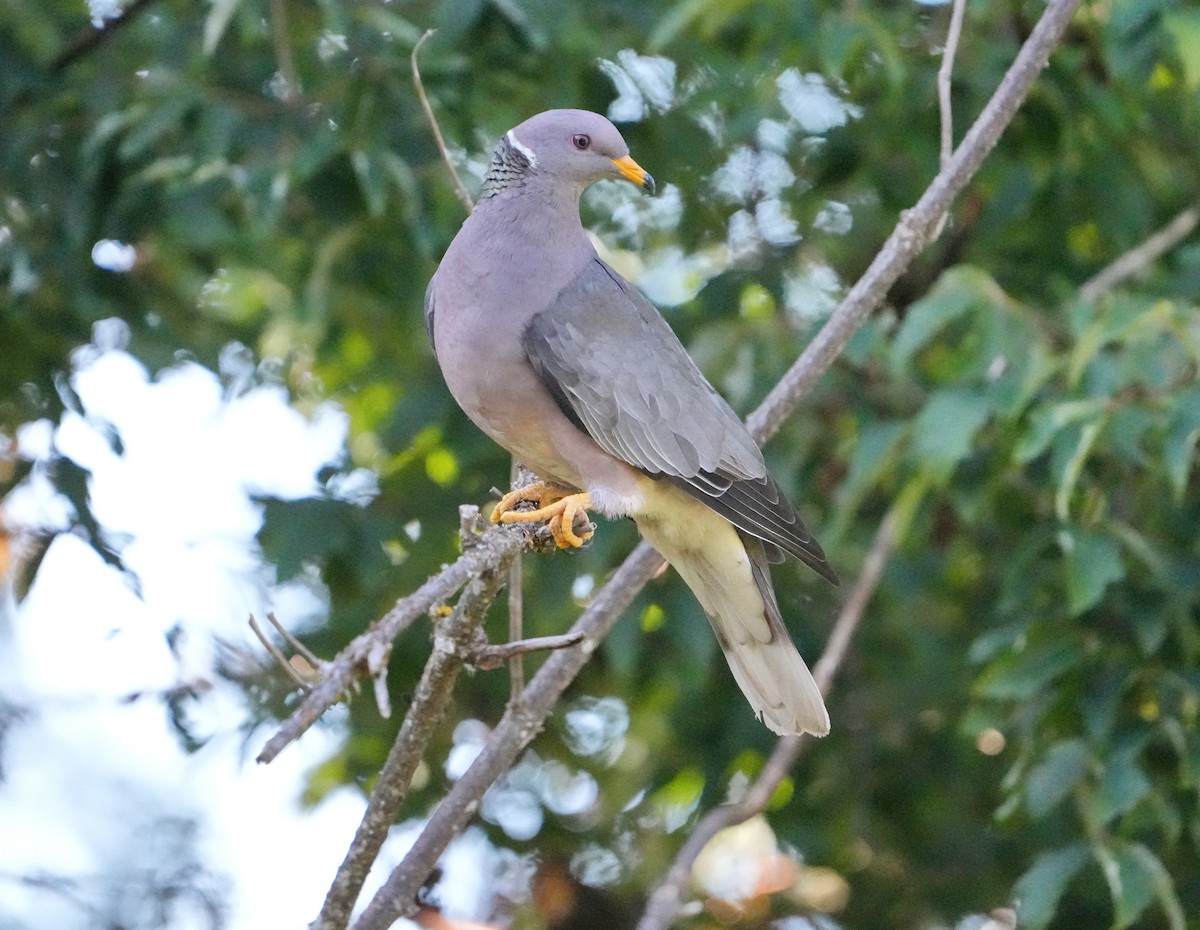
[424,278,437,359]
[523,259,835,583]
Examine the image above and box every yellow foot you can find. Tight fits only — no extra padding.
[491,482,594,548]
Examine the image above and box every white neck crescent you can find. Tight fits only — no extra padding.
[505,130,539,168]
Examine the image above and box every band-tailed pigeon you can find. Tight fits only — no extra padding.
[426,109,837,736]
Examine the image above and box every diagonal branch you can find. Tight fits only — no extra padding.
[49,0,163,73]
[745,0,1084,446]
[412,29,475,213]
[1078,204,1199,304]
[346,2,1085,927]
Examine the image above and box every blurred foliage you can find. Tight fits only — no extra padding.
[2,0,1199,928]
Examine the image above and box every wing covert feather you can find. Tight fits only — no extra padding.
[523,259,836,582]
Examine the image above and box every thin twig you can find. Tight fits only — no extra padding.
[746,0,1083,447]
[346,3,1084,926]
[938,0,969,169]
[249,614,311,688]
[412,29,475,212]
[810,503,904,693]
[506,462,537,702]
[312,507,517,930]
[507,557,526,697]
[255,520,530,764]
[266,0,300,103]
[471,632,586,670]
[266,610,323,667]
[1079,205,1200,303]
[932,0,968,239]
[635,505,904,930]
[48,0,163,73]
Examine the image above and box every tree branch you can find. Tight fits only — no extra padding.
[312,507,518,930]
[350,542,665,930]
[932,0,968,240]
[746,0,1084,445]
[255,520,530,764]
[635,504,904,930]
[938,0,969,170]
[49,0,163,73]
[266,0,300,103]
[411,29,475,213]
[471,631,586,670]
[1078,204,1199,304]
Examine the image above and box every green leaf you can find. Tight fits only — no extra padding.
[911,388,992,481]
[1025,739,1090,818]
[1165,10,1200,90]
[975,641,1083,701]
[1013,843,1089,930]
[828,419,906,541]
[1095,842,1155,929]
[1064,530,1125,616]
[351,151,388,218]
[988,338,1059,420]
[1127,843,1187,930]
[1092,746,1152,825]
[1054,417,1104,522]
[891,267,986,372]
[1014,399,1108,464]
[1163,385,1200,501]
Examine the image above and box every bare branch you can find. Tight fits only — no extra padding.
[249,614,313,689]
[1079,205,1199,303]
[338,2,1085,923]
[746,0,1085,446]
[350,543,665,930]
[266,0,300,103]
[312,507,518,930]
[506,558,526,697]
[506,463,538,702]
[266,610,323,668]
[938,0,969,170]
[412,29,475,213]
[932,0,968,239]
[635,504,904,930]
[471,631,586,670]
[49,0,163,73]
[255,520,530,764]
[811,503,901,693]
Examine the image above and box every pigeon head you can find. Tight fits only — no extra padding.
[482,109,655,198]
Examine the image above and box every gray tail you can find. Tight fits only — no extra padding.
[639,515,830,737]
[726,533,830,737]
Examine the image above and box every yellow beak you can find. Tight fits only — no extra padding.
[612,155,656,194]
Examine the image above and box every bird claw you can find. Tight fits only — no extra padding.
[491,482,595,549]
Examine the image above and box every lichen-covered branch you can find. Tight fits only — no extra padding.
[350,543,665,930]
[255,519,529,764]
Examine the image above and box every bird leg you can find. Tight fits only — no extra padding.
[491,482,595,548]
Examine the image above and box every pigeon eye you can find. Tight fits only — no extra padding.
[572,133,591,151]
